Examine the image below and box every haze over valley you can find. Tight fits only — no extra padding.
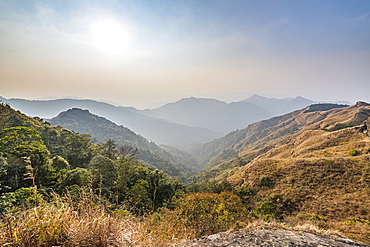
[1,0,370,246]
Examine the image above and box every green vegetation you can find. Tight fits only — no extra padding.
[348,149,359,156]
[0,104,184,213]
[0,103,254,246]
[1,102,370,245]
[303,103,348,113]
[50,108,198,182]
[152,192,251,240]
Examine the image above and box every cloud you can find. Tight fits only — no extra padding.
[356,13,369,22]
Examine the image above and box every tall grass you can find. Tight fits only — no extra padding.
[0,193,149,247]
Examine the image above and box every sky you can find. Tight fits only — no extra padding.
[0,0,369,109]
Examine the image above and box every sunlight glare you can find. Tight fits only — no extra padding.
[91,19,130,55]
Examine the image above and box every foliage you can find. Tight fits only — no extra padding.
[254,200,277,221]
[0,106,185,217]
[0,187,42,214]
[0,127,54,190]
[63,133,95,168]
[0,127,50,166]
[50,108,198,181]
[233,186,255,204]
[303,103,348,113]
[153,192,251,239]
[51,155,70,170]
[348,149,358,156]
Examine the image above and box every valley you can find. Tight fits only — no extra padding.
[0,96,369,245]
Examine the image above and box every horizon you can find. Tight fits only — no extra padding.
[1,0,369,108]
[0,93,355,111]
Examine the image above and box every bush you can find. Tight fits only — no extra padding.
[348,149,358,156]
[0,187,42,214]
[260,176,273,187]
[255,200,277,221]
[154,192,251,239]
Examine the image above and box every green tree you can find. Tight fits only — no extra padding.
[0,127,53,190]
[51,155,70,170]
[102,139,118,160]
[63,133,94,168]
[127,179,152,214]
[59,168,91,193]
[89,154,117,199]
[0,127,50,166]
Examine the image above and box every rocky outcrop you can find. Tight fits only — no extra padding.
[357,117,370,137]
[178,229,369,247]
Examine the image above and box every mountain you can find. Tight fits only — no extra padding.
[191,102,370,243]
[188,103,354,168]
[142,97,272,134]
[241,94,316,116]
[0,95,351,148]
[50,108,198,180]
[0,97,219,148]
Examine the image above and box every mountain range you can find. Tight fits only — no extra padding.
[141,97,271,134]
[0,94,339,148]
[1,95,370,243]
[0,97,218,148]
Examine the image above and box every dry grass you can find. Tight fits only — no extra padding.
[1,195,368,246]
[223,127,370,244]
[0,194,181,247]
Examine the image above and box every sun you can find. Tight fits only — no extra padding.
[90,19,130,54]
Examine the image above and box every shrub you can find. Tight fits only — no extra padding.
[154,192,251,239]
[348,149,358,156]
[233,186,255,204]
[255,200,277,221]
[260,176,273,187]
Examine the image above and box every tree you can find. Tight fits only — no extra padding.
[102,139,117,160]
[63,133,94,168]
[0,127,52,190]
[59,168,92,192]
[51,155,70,170]
[89,154,117,199]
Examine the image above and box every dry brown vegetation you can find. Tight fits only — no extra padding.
[2,103,370,245]
[193,103,370,243]
[0,192,253,246]
[224,126,370,243]
[1,196,359,247]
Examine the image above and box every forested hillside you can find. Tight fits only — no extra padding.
[50,108,198,181]
[0,103,184,214]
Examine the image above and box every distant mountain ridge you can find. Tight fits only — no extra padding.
[142,97,272,134]
[242,94,315,116]
[242,94,352,116]
[0,97,219,148]
[0,95,351,148]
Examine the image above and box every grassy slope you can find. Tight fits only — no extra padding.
[206,103,370,243]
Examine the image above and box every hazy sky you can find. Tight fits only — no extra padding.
[1,0,369,108]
